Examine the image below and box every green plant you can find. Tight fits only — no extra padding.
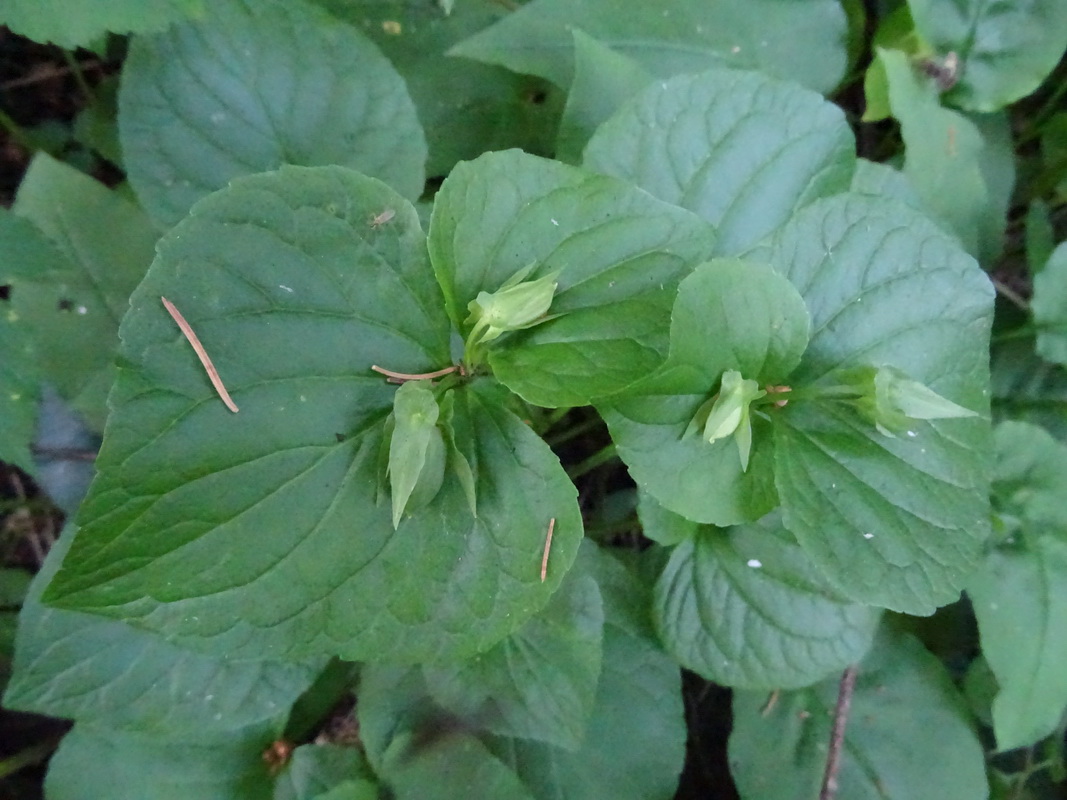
[1,1,1066,798]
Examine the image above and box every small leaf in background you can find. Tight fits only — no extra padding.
[0,0,204,48]
[383,729,538,800]
[585,68,855,256]
[450,0,849,95]
[730,627,988,800]
[1032,241,1067,367]
[4,525,323,737]
[878,47,1014,262]
[423,572,603,751]
[992,420,1067,537]
[7,154,158,431]
[1025,200,1055,275]
[906,0,1067,112]
[601,259,810,526]
[119,0,426,228]
[968,538,1067,751]
[556,30,652,164]
[311,0,563,178]
[30,387,101,515]
[273,743,377,800]
[650,508,880,689]
[428,149,717,407]
[990,339,1067,440]
[43,722,275,800]
[43,166,582,664]
[769,193,993,615]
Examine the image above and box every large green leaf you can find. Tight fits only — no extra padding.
[450,0,849,95]
[600,259,810,526]
[312,0,562,178]
[119,0,426,228]
[4,525,322,736]
[555,30,651,164]
[907,0,1067,112]
[0,0,203,48]
[8,155,159,431]
[43,166,582,663]
[651,510,880,690]
[968,538,1067,751]
[483,543,686,800]
[428,149,718,407]
[1033,241,1067,367]
[730,628,987,800]
[878,47,1005,260]
[584,68,855,256]
[423,571,603,750]
[768,193,993,614]
[44,722,275,800]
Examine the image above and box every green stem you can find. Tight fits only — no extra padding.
[0,107,35,151]
[61,49,94,104]
[545,415,604,448]
[0,736,63,780]
[992,324,1037,344]
[566,443,617,481]
[991,278,1030,312]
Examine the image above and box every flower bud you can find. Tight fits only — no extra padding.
[840,365,978,436]
[465,265,560,347]
[388,380,445,528]
[701,370,766,471]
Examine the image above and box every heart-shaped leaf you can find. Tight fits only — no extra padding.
[769,193,993,615]
[428,149,718,407]
[650,508,880,690]
[584,68,855,256]
[43,166,581,663]
[120,0,426,228]
[601,258,810,526]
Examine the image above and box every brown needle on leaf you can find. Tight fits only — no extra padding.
[540,517,555,582]
[161,296,239,413]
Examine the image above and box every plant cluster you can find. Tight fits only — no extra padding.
[0,1,1066,798]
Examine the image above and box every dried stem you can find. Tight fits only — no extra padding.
[371,364,462,382]
[540,518,555,582]
[819,665,859,800]
[161,297,239,413]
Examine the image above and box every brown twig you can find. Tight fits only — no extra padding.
[819,665,859,800]
[161,297,239,413]
[371,364,462,382]
[540,517,555,582]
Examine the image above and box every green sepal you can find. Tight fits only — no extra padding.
[438,391,478,518]
[835,365,979,436]
[388,380,443,528]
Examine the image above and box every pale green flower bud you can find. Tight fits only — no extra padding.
[388,380,445,528]
[840,365,978,436]
[465,264,560,348]
[701,370,766,472]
